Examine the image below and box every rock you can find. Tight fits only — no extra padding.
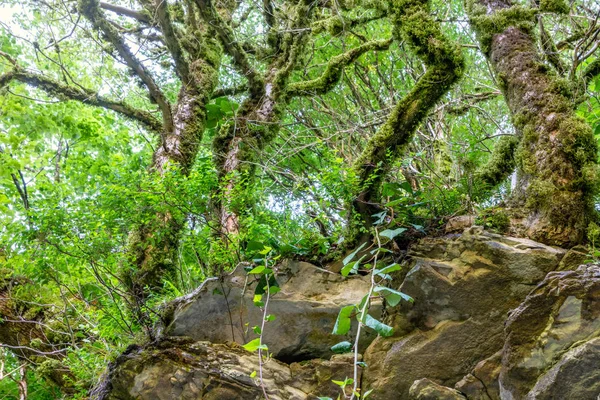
[445,215,476,233]
[455,351,502,400]
[363,228,566,399]
[162,260,380,362]
[92,337,356,400]
[499,264,600,399]
[409,378,466,399]
[526,337,600,399]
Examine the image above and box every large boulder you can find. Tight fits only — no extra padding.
[499,264,600,399]
[161,260,380,362]
[91,337,356,400]
[363,227,568,399]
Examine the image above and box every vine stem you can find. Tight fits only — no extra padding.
[257,258,271,400]
[349,228,381,400]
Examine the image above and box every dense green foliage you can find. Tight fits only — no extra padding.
[0,0,599,397]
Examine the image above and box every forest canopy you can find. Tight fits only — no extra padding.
[0,0,599,396]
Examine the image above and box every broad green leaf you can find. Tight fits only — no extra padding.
[331,341,353,354]
[332,305,355,335]
[379,227,407,240]
[342,242,366,266]
[248,265,265,274]
[364,314,394,337]
[341,254,366,277]
[374,286,413,307]
[243,338,261,352]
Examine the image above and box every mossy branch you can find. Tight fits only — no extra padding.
[352,0,464,204]
[99,2,152,24]
[475,135,519,187]
[194,0,264,98]
[153,0,190,82]
[0,70,162,132]
[287,38,392,97]
[583,58,600,86]
[79,0,174,133]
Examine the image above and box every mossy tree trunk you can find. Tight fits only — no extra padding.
[467,0,599,246]
[348,0,464,245]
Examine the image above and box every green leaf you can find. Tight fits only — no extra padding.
[331,341,353,354]
[248,265,265,274]
[243,338,261,352]
[373,286,413,307]
[332,305,355,335]
[379,227,407,240]
[364,314,394,337]
[374,264,402,280]
[342,242,366,266]
[341,255,366,277]
[250,371,257,378]
[265,314,276,321]
[253,325,262,334]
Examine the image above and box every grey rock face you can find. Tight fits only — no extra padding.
[162,260,380,362]
[363,228,567,399]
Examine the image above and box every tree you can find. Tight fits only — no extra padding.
[0,0,599,396]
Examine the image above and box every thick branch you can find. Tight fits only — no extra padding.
[0,70,162,131]
[99,2,152,24]
[153,0,190,81]
[79,0,173,132]
[583,58,600,84]
[287,39,392,97]
[212,83,248,98]
[194,0,264,97]
[350,0,464,239]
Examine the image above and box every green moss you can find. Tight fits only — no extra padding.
[467,4,537,54]
[539,0,569,14]
[526,179,555,209]
[476,135,519,187]
[476,208,511,233]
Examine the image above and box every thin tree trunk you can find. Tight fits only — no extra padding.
[467,0,598,246]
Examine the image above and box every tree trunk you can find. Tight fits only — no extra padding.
[123,37,224,315]
[467,0,598,246]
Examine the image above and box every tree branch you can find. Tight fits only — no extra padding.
[194,0,264,97]
[287,39,392,97]
[99,2,152,24]
[212,83,248,98]
[153,0,190,82]
[0,70,162,131]
[583,58,600,85]
[79,0,173,133]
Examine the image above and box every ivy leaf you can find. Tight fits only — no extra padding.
[248,265,265,274]
[374,286,413,307]
[243,338,261,352]
[332,305,355,335]
[379,227,407,240]
[364,314,394,337]
[342,242,366,266]
[331,341,353,354]
[341,255,366,277]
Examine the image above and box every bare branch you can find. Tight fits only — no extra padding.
[0,70,162,131]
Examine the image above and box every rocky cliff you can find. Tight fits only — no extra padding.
[92,227,599,400]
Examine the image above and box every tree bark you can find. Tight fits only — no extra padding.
[467,0,598,246]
